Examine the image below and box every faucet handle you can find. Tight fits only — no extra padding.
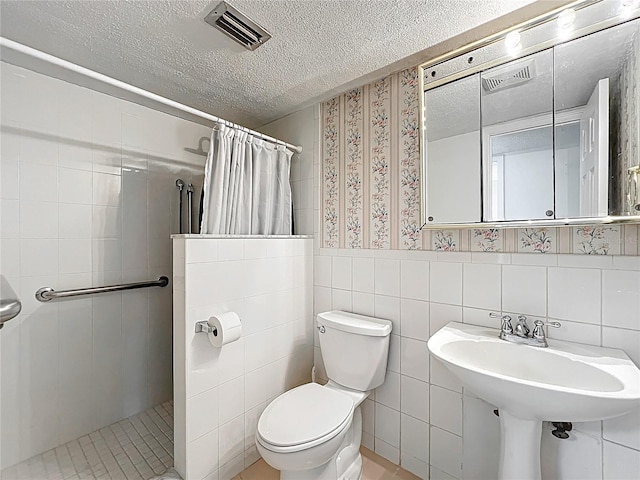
[490,312,513,334]
[533,319,561,328]
[532,320,561,342]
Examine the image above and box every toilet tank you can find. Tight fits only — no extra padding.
[317,311,392,391]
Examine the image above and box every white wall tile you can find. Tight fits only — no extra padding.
[401,260,429,300]
[388,334,401,374]
[186,239,219,263]
[401,376,429,422]
[59,168,92,204]
[374,295,401,335]
[375,403,400,448]
[92,172,121,206]
[375,370,400,410]
[602,269,640,330]
[0,155,19,200]
[59,204,92,239]
[20,239,58,276]
[352,257,375,293]
[430,426,462,479]
[430,303,462,335]
[602,327,640,365]
[219,416,244,468]
[401,454,428,480]
[187,428,219,480]
[20,201,58,238]
[375,438,400,465]
[20,163,58,202]
[352,292,375,317]
[463,263,501,310]
[59,239,91,273]
[430,358,462,393]
[401,298,429,341]
[375,258,400,296]
[603,408,640,451]
[502,265,547,316]
[541,426,602,480]
[332,256,352,290]
[0,199,19,239]
[400,337,429,382]
[314,255,331,287]
[401,414,429,464]
[430,386,462,436]
[187,387,219,443]
[430,262,462,305]
[548,267,601,324]
[332,288,352,311]
[546,319,601,346]
[462,395,500,480]
[603,440,640,480]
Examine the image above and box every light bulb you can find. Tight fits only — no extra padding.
[504,31,522,56]
[557,9,576,30]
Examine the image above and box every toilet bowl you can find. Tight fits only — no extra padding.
[256,311,392,480]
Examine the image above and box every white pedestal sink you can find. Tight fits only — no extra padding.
[428,322,640,480]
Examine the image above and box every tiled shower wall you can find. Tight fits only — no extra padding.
[172,237,314,480]
[0,62,209,469]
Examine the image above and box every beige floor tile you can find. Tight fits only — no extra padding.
[235,447,420,480]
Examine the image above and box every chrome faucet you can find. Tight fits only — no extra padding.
[490,313,560,347]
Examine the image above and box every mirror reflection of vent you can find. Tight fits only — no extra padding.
[204,1,271,50]
[482,60,535,93]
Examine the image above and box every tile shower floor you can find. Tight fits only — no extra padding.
[1,401,174,480]
[1,400,419,480]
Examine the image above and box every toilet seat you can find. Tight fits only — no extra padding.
[257,383,354,453]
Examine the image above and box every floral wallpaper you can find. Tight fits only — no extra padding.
[322,97,339,247]
[399,68,421,250]
[370,77,392,249]
[320,68,639,256]
[345,88,364,248]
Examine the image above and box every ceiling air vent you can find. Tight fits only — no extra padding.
[482,59,535,93]
[204,1,271,50]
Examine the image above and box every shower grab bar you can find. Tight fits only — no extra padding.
[1,275,22,329]
[35,276,169,302]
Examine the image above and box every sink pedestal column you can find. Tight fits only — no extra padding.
[498,410,542,480]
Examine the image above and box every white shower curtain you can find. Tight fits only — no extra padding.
[200,124,293,235]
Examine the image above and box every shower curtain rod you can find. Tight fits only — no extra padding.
[0,37,303,154]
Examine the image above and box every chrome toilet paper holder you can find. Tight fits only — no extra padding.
[195,321,218,336]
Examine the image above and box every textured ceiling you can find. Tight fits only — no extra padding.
[0,0,536,128]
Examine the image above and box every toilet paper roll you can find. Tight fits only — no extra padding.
[207,312,242,347]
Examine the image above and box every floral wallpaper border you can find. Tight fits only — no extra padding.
[428,225,638,255]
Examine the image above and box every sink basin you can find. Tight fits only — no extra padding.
[428,322,640,480]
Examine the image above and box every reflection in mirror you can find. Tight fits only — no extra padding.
[554,19,640,217]
[482,49,554,221]
[425,74,481,224]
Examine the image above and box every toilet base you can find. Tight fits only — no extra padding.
[277,406,364,480]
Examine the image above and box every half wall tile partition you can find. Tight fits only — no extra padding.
[172,236,314,480]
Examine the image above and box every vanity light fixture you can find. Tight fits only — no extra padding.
[557,8,576,38]
[619,0,640,19]
[504,30,522,56]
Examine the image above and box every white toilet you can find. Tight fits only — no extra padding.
[255,310,392,480]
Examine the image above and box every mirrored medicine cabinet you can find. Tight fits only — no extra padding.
[420,0,640,228]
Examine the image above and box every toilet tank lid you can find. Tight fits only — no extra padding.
[317,311,392,337]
